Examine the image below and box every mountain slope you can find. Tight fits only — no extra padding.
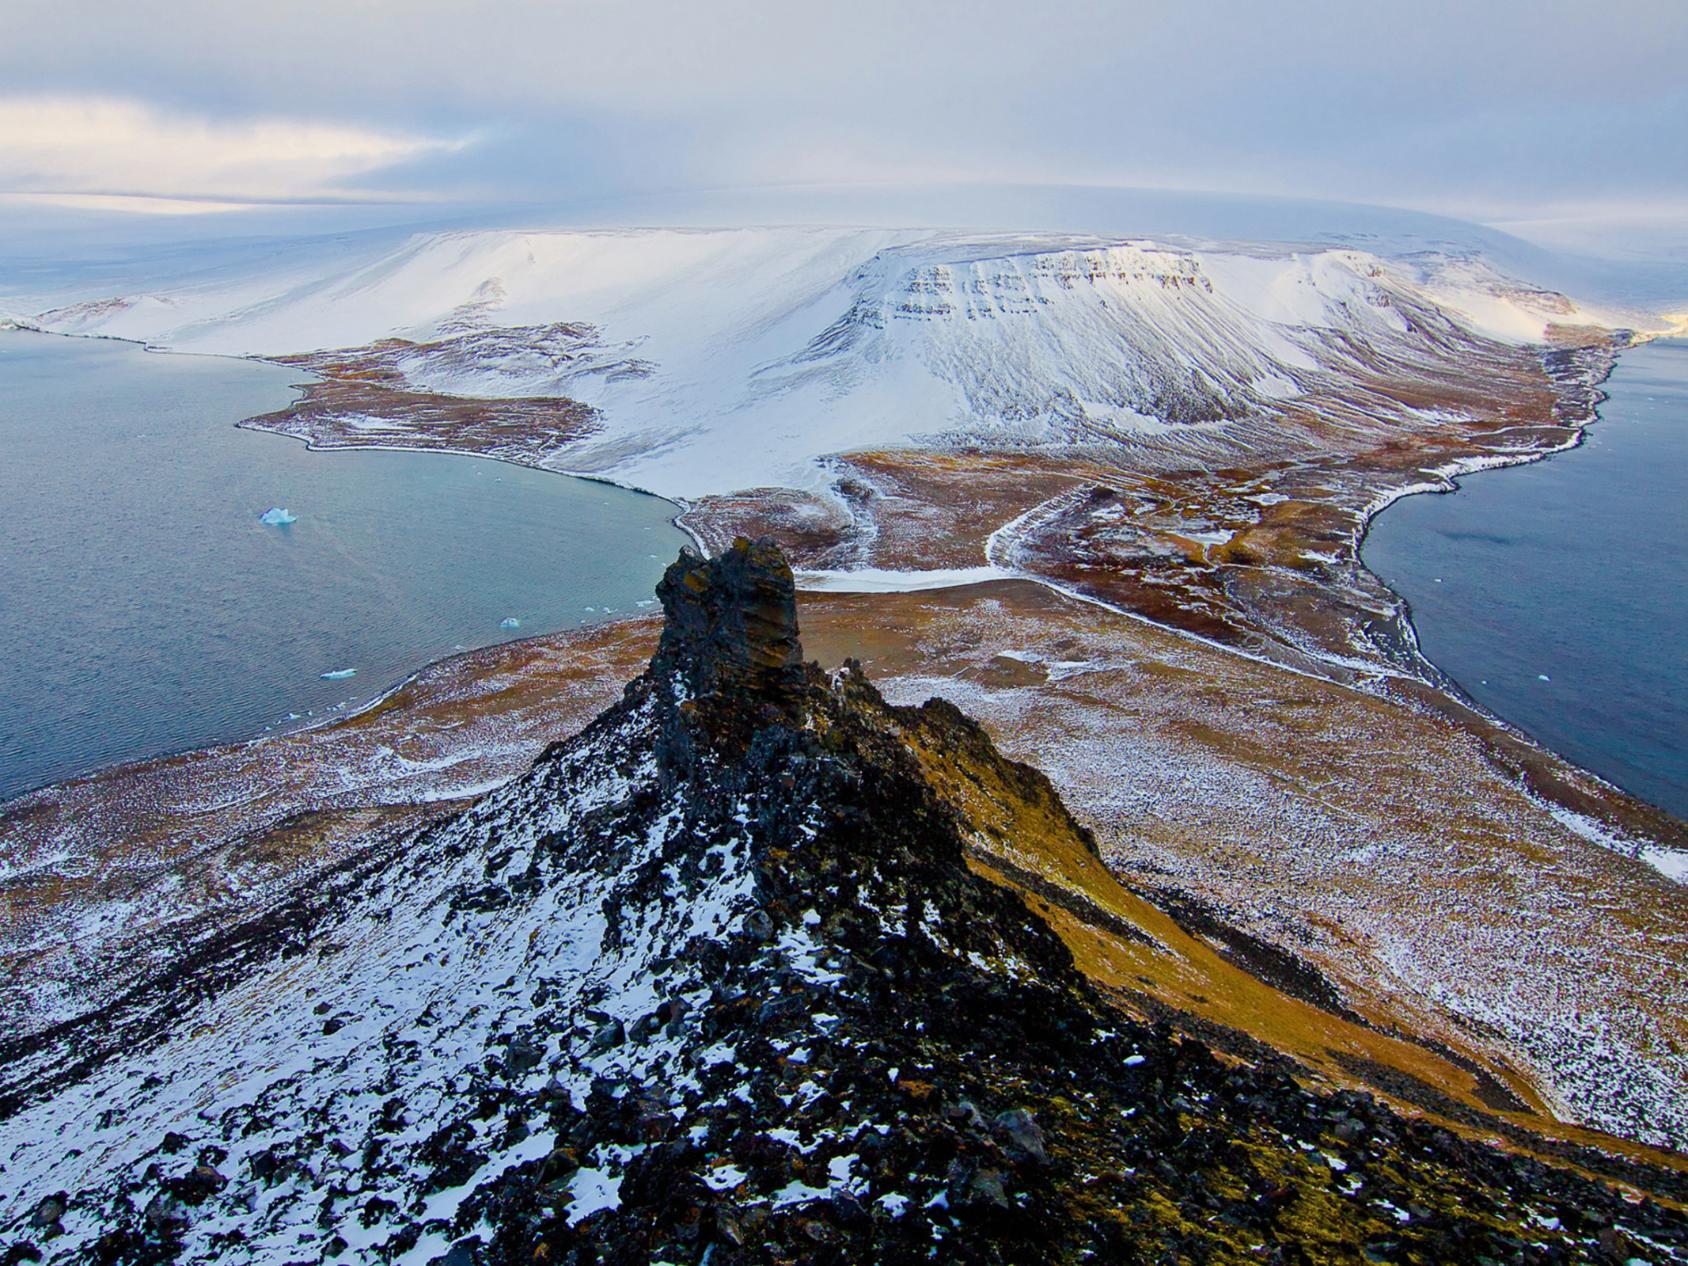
[4,541,1684,1265]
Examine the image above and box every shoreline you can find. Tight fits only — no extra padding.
[1343,349,1611,697]
[1355,336,1688,844]
[0,327,694,804]
[231,415,707,547]
[0,609,672,810]
[3,325,706,543]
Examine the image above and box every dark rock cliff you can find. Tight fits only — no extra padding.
[650,538,807,753]
[654,538,805,710]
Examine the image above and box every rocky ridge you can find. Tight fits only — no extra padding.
[2,541,1685,1264]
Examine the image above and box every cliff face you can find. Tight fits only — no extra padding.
[3,540,1684,1265]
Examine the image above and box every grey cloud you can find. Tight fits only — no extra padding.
[0,0,1683,223]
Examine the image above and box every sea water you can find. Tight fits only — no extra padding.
[1364,339,1688,821]
[0,330,685,800]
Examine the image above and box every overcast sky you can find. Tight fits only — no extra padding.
[1,0,1684,231]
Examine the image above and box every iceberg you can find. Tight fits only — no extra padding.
[320,668,357,681]
[500,617,521,630]
[259,506,298,526]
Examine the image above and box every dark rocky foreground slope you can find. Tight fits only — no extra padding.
[3,540,1685,1265]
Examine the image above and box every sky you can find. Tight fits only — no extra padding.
[0,0,1684,241]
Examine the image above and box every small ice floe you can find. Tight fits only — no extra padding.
[500,617,521,630]
[320,668,357,681]
[258,506,298,526]
[1537,674,1552,682]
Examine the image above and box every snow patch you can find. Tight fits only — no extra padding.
[796,566,1010,593]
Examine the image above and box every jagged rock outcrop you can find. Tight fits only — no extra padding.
[2,542,1685,1264]
[651,538,806,741]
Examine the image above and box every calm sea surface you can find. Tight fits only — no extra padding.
[1364,338,1688,821]
[0,330,685,800]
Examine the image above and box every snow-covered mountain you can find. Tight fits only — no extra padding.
[17,227,1615,499]
[5,540,1682,1262]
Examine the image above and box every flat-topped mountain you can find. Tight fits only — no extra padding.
[3,540,1684,1264]
[16,226,1618,500]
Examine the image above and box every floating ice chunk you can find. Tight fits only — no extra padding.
[320,668,357,680]
[258,506,298,526]
[1537,674,1551,682]
[500,617,521,630]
